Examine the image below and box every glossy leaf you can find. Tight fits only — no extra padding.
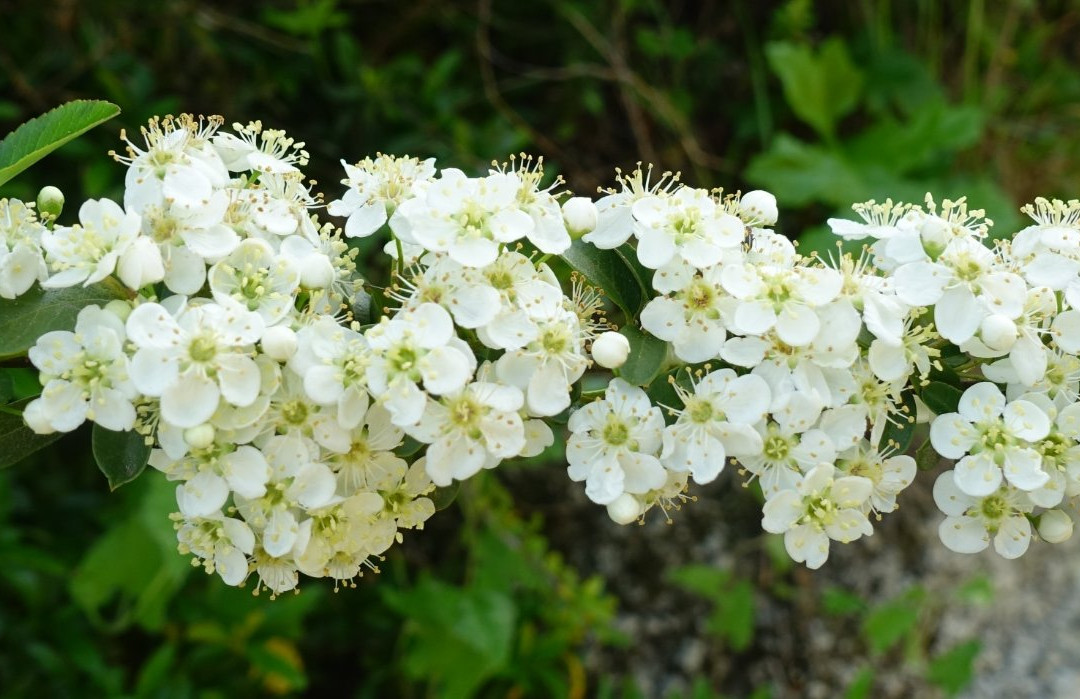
[0,100,121,186]
[92,423,151,490]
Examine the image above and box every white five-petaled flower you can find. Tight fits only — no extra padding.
[26,305,138,432]
[405,381,526,486]
[933,470,1034,558]
[41,198,141,288]
[328,154,437,238]
[566,378,666,505]
[126,298,265,428]
[761,462,874,569]
[929,382,1051,497]
[631,185,744,270]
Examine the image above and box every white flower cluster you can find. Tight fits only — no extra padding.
[5,113,1080,584]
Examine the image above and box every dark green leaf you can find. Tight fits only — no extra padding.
[92,424,151,490]
[845,667,875,699]
[0,283,124,358]
[915,437,940,471]
[746,135,867,208]
[429,481,460,511]
[561,239,645,316]
[920,381,964,416]
[618,324,669,386]
[927,640,981,696]
[0,100,121,186]
[861,588,924,654]
[0,399,64,469]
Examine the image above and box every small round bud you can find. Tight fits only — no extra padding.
[1038,509,1073,543]
[22,399,55,435]
[980,314,1018,352]
[261,325,298,362]
[562,197,598,238]
[606,493,643,525]
[592,331,631,369]
[739,190,777,226]
[184,424,216,449]
[299,254,335,289]
[36,185,65,221]
[104,299,133,322]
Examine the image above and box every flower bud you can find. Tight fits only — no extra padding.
[592,331,630,369]
[299,253,335,289]
[117,236,165,291]
[36,185,64,222]
[739,190,778,226]
[104,299,133,322]
[606,493,642,525]
[261,325,298,361]
[980,314,1018,352]
[1038,509,1073,543]
[562,197,598,238]
[183,423,216,449]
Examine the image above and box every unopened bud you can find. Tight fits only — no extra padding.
[104,299,133,322]
[606,493,643,525]
[261,325,298,362]
[592,331,630,369]
[183,424,216,449]
[562,197,598,238]
[739,190,778,226]
[36,185,64,222]
[299,254,335,289]
[1038,509,1073,543]
[980,314,1018,352]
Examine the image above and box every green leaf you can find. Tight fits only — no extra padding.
[915,437,940,471]
[746,135,868,208]
[0,399,64,469]
[861,588,924,654]
[845,102,984,175]
[0,100,121,187]
[430,481,461,511]
[560,240,645,317]
[764,38,864,139]
[927,640,981,696]
[618,324,668,386]
[821,586,866,616]
[920,381,964,416]
[844,667,875,699]
[0,283,124,358]
[92,424,151,490]
[0,368,41,400]
[69,472,191,631]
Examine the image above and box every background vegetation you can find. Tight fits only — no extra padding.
[1,0,1077,696]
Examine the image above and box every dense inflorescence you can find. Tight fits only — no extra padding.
[4,114,1080,594]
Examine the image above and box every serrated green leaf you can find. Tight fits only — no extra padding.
[0,283,124,358]
[0,100,120,187]
[0,399,64,469]
[618,324,668,386]
[92,424,151,490]
[561,240,645,317]
[920,381,964,416]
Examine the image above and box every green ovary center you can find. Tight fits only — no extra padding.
[602,417,630,447]
[189,335,218,363]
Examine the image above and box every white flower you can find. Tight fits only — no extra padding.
[933,471,1033,558]
[740,421,836,496]
[566,378,666,505]
[213,120,309,174]
[0,198,48,298]
[495,305,588,417]
[406,381,526,485]
[761,463,873,569]
[176,513,255,586]
[591,331,630,369]
[660,369,769,483]
[641,266,732,362]
[41,198,140,288]
[365,302,475,426]
[126,299,265,428]
[209,238,300,324]
[291,317,371,429]
[330,405,405,496]
[722,262,842,347]
[328,154,436,238]
[929,382,1051,496]
[631,185,744,269]
[737,190,778,227]
[390,169,533,267]
[835,441,916,513]
[583,165,680,249]
[562,196,598,236]
[26,305,137,432]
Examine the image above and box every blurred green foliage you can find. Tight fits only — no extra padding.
[2,0,1078,695]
